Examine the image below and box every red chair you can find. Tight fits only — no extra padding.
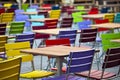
[0,8,5,14]
[38,11,48,18]
[32,26,50,47]
[95,19,109,32]
[88,7,99,14]
[45,38,70,70]
[45,19,58,29]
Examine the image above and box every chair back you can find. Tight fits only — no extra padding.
[114,13,120,23]
[10,4,18,9]
[72,12,83,23]
[21,4,29,11]
[101,33,120,52]
[0,36,7,52]
[0,23,7,35]
[104,13,114,22]
[45,19,58,29]
[67,49,95,73]
[45,38,70,46]
[94,19,109,32]
[60,18,73,28]
[100,7,109,13]
[15,9,24,15]
[6,8,16,13]
[76,6,86,14]
[15,33,35,48]
[103,47,120,69]
[88,7,98,14]
[9,22,25,35]
[30,15,45,26]
[3,3,12,8]
[32,26,50,39]
[58,30,77,45]
[5,41,31,58]
[0,57,21,80]
[79,28,97,47]
[26,8,36,12]
[0,8,5,14]
[38,11,48,18]
[29,5,39,9]
[77,20,92,30]
[1,13,14,23]
[49,10,61,19]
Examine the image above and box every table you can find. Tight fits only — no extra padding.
[37,7,51,10]
[33,28,81,36]
[111,39,120,43]
[21,45,92,75]
[28,18,58,22]
[82,14,106,19]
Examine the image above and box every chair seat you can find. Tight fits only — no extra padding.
[42,74,86,80]
[76,70,116,79]
[20,70,55,78]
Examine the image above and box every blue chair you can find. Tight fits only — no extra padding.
[15,9,24,15]
[77,20,92,30]
[58,30,77,46]
[42,49,95,80]
[100,7,110,13]
[29,5,39,9]
[11,4,18,9]
[15,33,35,48]
[114,13,120,23]
[26,9,37,12]
[30,15,45,26]
[52,5,60,10]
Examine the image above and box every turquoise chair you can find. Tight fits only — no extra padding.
[26,9,37,12]
[30,15,45,26]
[114,13,120,23]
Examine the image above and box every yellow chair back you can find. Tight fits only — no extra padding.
[104,13,115,22]
[3,3,12,8]
[0,57,21,80]
[0,36,7,52]
[49,10,61,19]
[5,41,33,62]
[1,13,14,23]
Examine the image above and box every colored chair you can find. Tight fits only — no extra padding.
[114,13,120,23]
[76,5,86,14]
[76,47,120,80]
[10,4,19,9]
[29,5,39,9]
[0,57,21,80]
[15,9,24,15]
[72,12,83,23]
[104,13,115,22]
[77,20,92,30]
[38,11,48,18]
[0,23,7,35]
[101,33,120,52]
[21,4,29,11]
[0,36,7,60]
[30,15,45,26]
[43,49,95,80]
[15,33,35,48]
[58,30,77,46]
[6,8,16,13]
[45,19,58,29]
[60,18,73,28]
[100,7,109,13]
[0,8,5,15]
[88,7,99,14]
[45,38,70,70]
[49,10,61,19]
[3,3,12,8]
[66,6,74,16]
[9,22,25,35]
[5,41,34,70]
[26,8,37,12]
[52,5,60,10]
[1,13,14,23]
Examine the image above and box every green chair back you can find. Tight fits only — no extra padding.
[114,13,120,23]
[21,4,29,11]
[101,33,120,52]
[76,6,86,14]
[72,12,83,23]
[9,22,25,35]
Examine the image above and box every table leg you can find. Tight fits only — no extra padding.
[56,57,63,76]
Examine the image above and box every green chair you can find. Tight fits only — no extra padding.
[9,22,25,35]
[101,33,120,52]
[72,12,83,23]
[76,5,86,14]
[21,4,29,11]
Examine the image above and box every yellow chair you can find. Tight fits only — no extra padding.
[1,13,14,23]
[49,10,61,19]
[3,3,12,8]
[0,36,7,60]
[104,13,115,22]
[0,57,22,80]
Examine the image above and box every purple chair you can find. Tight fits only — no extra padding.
[58,30,77,46]
[29,5,39,9]
[42,49,95,80]
[15,33,35,48]
[15,9,24,15]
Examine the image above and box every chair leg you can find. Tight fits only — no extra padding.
[31,60,35,70]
